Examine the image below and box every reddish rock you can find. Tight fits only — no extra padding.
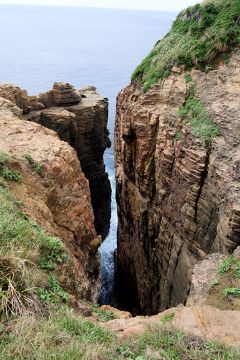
[106,306,240,348]
[115,52,240,314]
[0,96,101,300]
[0,82,111,239]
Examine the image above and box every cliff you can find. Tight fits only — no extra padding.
[115,0,240,314]
[0,95,102,301]
[0,82,111,239]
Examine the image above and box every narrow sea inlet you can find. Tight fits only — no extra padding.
[0,3,175,299]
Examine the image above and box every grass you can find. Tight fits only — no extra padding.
[2,167,21,182]
[132,0,240,92]
[0,151,79,319]
[0,149,240,358]
[1,310,240,359]
[218,255,234,274]
[23,154,42,175]
[206,255,240,310]
[94,308,115,322]
[0,308,116,359]
[160,312,175,324]
[0,184,73,318]
[177,80,220,147]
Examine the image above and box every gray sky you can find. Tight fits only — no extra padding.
[0,0,201,12]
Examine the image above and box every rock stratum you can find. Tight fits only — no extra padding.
[115,40,240,313]
[0,82,111,239]
[0,82,110,301]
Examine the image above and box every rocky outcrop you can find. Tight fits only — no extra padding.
[115,51,240,315]
[106,306,240,348]
[0,95,102,300]
[0,82,111,239]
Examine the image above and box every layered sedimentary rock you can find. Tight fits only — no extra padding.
[0,96,101,299]
[0,82,111,239]
[115,51,240,315]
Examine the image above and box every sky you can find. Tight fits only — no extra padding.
[0,0,201,12]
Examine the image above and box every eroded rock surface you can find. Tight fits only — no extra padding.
[115,51,240,314]
[0,96,101,300]
[106,306,240,348]
[0,82,111,239]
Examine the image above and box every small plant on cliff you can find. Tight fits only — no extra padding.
[39,236,68,270]
[94,308,115,322]
[23,154,43,175]
[178,79,221,147]
[160,312,175,324]
[34,163,42,175]
[37,273,69,304]
[2,166,21,182]
[132,0,240,91]
[223,287,240,297]
[24,154,33,163]
[209,279,219,289]
[218,256,234,274]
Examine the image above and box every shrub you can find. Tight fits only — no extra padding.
[132,0,240,92]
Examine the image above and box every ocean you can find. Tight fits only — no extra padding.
[0,4,176,303]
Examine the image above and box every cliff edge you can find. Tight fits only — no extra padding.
[115,0,240,314]
[0,82,111,239]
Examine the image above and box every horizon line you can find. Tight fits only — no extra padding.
[0,2,179,13]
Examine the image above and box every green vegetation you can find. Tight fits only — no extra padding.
[0,152,75,319]
[94,308,115,322]
[223,287,240,297]
[37,273,70,305]
[207,255,240,310]
[177,80,220,147]
[23,153,43,175]
[1,313,240,359]
[0,153,21,182]
[209,279,219,288]
[160,312,175,324]
[0,309,116,359]
[175,131,182,141]
[34,163,42,175]
[116,329,240,360]
[1,150,240,358]
[39,236,68,270]
[23,154,33,162]
[132,0,240,92]
[218,255,234,274]
[2,166,21,182]
[0,183,72,318]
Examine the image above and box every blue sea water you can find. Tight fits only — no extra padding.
[0,4,176,303]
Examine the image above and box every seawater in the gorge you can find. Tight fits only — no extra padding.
[0,4,176,303]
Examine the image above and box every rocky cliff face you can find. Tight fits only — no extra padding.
[0,95,102,299]
[115,51,240,315]
[0,82,111,239]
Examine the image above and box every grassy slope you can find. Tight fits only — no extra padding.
[0,158,240,357]
[132,0,240,92]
